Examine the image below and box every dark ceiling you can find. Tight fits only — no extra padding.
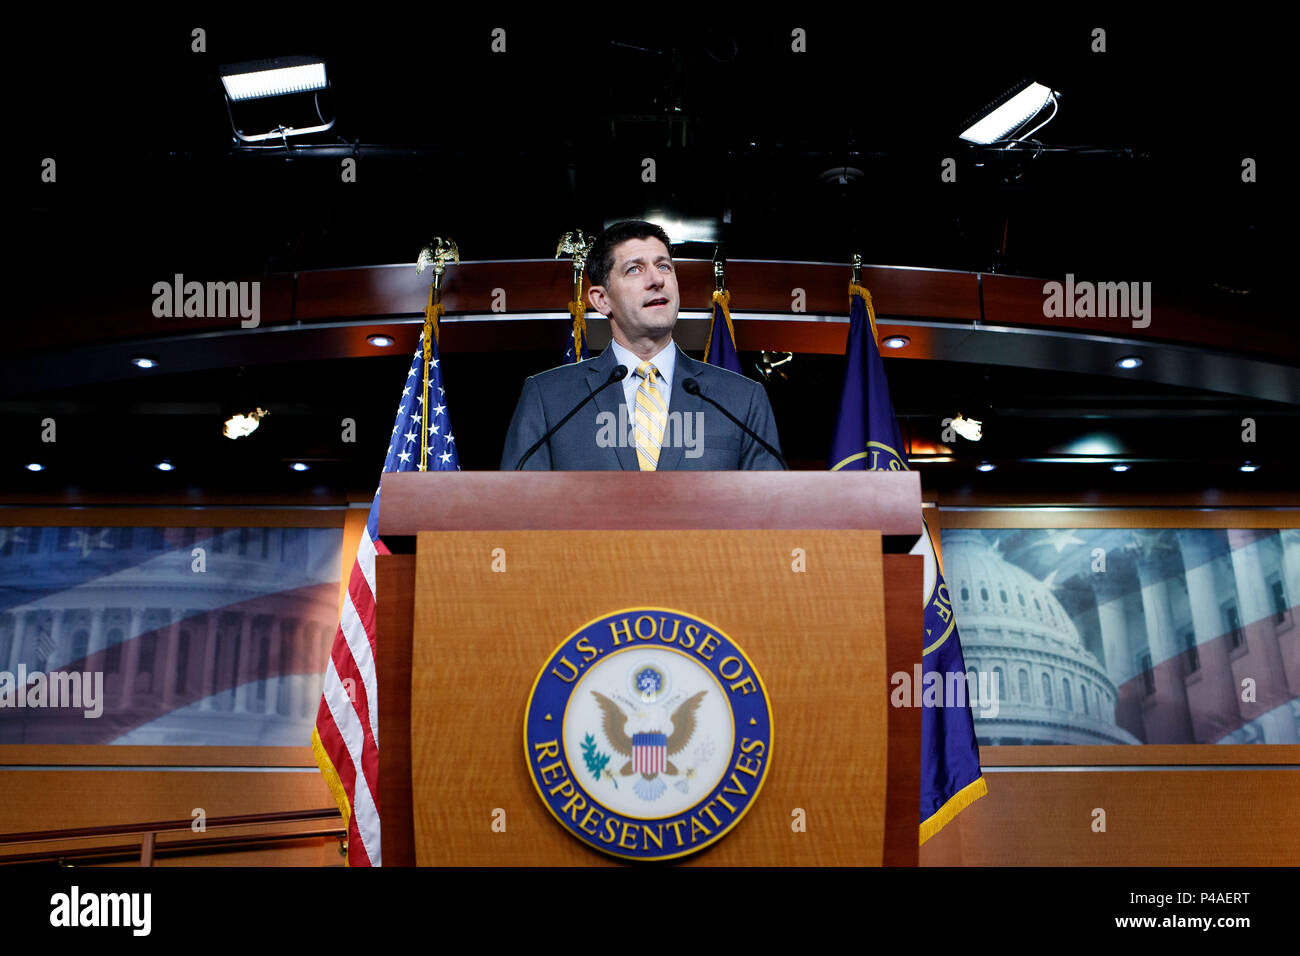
[18,11,1280,289]
[7,11,1292,500]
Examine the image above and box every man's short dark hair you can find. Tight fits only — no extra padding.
[587,220,672,288]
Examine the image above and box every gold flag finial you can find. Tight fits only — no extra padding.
[851,253,862,286]
[555,229,595,274]
[416,236,460,285]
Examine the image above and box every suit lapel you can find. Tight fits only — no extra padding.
[588,345,638,471]
[655,345,704,471]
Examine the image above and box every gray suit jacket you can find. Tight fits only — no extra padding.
[500,343,784,470]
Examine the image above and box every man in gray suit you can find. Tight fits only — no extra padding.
[500,221,784,470]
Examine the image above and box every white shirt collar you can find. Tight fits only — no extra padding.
[609,338,676,400]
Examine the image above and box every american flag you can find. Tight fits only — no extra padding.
[312,330,459,867]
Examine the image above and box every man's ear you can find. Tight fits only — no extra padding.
[587,284,610,316]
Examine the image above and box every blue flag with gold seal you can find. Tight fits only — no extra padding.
[828,283,987,844]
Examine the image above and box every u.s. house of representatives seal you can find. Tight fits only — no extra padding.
[523,607,773,861]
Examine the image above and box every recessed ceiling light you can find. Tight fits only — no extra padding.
[290,462,310,472]
[367,334,396,348]
[132,356,159,369]
[976,462,996,472]
[1111,463,1131,472]
[25,462,44,472]
[155,461,175,472]
[1240,462,1259,473]
[1115,356,1143,370]
[882,335,910,349]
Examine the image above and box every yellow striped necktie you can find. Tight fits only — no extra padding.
[633,360,667,471]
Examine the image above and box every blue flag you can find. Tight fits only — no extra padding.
[704,291,742,373]
[828,285,986,844]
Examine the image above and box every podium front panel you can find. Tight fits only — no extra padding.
[410,529,887,866]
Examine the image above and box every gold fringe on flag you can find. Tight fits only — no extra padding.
[919,775,989,845]
[704,289,738,361]
[311,725,353,866]
[848,283,880,347]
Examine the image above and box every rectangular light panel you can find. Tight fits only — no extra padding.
[220,56,327,102]
[960,81,1053,144]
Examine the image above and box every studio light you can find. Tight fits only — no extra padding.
[950,414,983,441]
[290,462,310,472]
[155,461,175,472]
[223,407,269,440]
[367,334,396,348]
[976,462,996,472]
[25,462,44,472]
[219,56,335,143]
[882,335,910,349]
[755,351,793,383]
[220,56,328,102]
[1115,356,1143,369]
[960,80,1060,146]
[1240,462,1259,473]
[131,355,159,369]
[1111,464,1131,472]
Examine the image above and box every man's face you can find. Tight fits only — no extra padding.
[590,236,679,345]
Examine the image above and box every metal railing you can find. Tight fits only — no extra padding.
[0,808,345,866]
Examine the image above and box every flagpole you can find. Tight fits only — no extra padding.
[416,237,460,468]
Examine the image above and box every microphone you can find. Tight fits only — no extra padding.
[514,365,628,470]
[682,377,789,470]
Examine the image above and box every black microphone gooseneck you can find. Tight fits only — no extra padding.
[514,365,628,470]
[681,377,789,470]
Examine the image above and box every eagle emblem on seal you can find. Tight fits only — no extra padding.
[591,690,707,801]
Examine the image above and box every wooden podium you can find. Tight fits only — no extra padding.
[375,471,923,865]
